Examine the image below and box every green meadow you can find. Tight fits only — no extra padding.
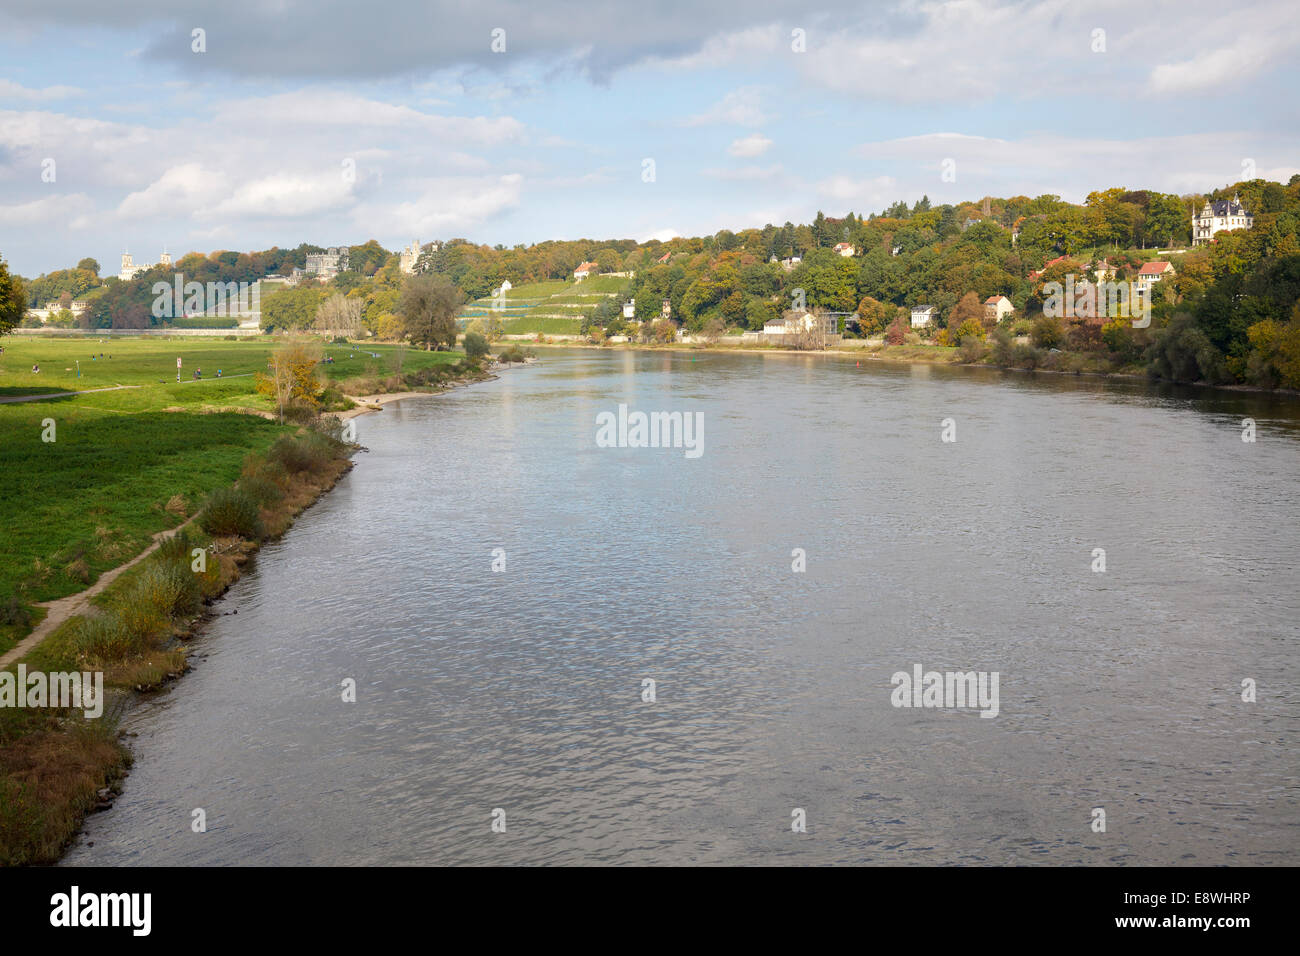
[0,335,457,397]
[0,334,467,653]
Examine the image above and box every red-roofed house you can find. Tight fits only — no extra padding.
[656,251,672,264]
[1135,260,1175,296]
[574,261,599,279]
[984,295,1013,323]
[833,242,856,257]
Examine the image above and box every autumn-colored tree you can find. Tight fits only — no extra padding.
[885,314,908,345]
[257,340,325,422]
[855,296,895,336]
[650,319,677,343]
[1030,313,1065,349]
[948,291,986,331]
[952,316,987,344]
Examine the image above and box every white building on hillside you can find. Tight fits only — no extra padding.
[910,304,938,328]
[399,240,421,274]
[984,295,1014,323]
[1193,194,1253,245]
[119,249,170,281]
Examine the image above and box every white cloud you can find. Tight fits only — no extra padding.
[704,163,786,181]
[118,164,230,220]
[0,80,81,101]
[214,92,524,145]
[203,171,356,220]
[684,87,769,127]
[817,174,898,205]
[1148,34,1286,93]
[641,228,679,243]
[728,133,772,157]
[359,173,523,234]
[642,23,784,71]
[0,193,93,226]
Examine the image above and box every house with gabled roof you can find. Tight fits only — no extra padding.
[984,295,1013,323]
[1193,193,1253,245]
[1135,260,1175,296]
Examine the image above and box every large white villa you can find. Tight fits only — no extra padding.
[1193,194,1254,245]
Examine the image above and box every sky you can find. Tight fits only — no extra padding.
[1,0,1299,277]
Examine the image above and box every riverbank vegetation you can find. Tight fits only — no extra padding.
[0,420,355,865]
[0,302,494,864]
[0,337,486,655]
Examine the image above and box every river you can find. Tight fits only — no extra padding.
[64,349,1300,865]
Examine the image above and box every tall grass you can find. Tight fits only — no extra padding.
[198,486,264,538]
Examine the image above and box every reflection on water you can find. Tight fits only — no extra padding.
[64,350,1300,865]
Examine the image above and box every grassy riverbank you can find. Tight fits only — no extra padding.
[0,338,481,654]
[0,422,354,865]
[0,335,495,865]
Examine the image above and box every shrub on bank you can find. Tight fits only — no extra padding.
[239,473,284,506]
[267,432,335,474]
[131,561,203,619]
[1,596,32,628]
[958,337,989,363]
[198,486,264,538]
[74,611,151,660]
[464,330,489,360]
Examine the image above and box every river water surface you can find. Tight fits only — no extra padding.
[64,349,1300,865]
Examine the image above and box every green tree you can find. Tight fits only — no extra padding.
[399,274,463,350]
[1030,313,1065,349]
[0,254,27,336]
